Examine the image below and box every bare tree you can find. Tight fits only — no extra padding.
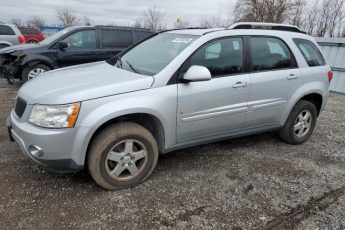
[288,0,306,27]
[173,18,191,29]
[56,8,80,27]
[27,17,46,28]
[301,0,320,35]
[327,0,345,37]
[83,16,92,26]
[298,0,345,37]
[233,0,305,23]
[200,14,232,28]
[133,18,144,28]
[135,6,165,31]
[10,18,23,26]
[199,8,232,28]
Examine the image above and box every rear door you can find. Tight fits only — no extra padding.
[244,36,302,129]
[57,29,100,67]
[177,37,250,141]
[98,29,134,59]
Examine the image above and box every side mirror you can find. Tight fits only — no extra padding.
[58,41,68,50]
[182,65,211,82]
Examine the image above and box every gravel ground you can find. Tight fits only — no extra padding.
[0,79,344,230]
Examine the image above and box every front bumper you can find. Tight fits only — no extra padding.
[0,54,21,82]
[7,112,84,173]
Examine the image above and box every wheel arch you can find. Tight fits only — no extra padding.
[282,90,324,126]
[299,93,323,116]
[0,41,11,47]
[84,112,166,166]
[21,55,57,70]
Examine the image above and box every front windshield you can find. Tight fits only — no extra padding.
[39,27,74,46]
[117,33,199,76]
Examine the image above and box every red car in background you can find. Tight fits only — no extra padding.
[18,26,45,44]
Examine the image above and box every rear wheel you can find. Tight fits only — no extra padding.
[88,122,159,190]
[22,64,51,82]
[279,100,317,144]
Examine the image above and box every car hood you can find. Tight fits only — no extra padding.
[18,61,154,105]
[0,44,40,54]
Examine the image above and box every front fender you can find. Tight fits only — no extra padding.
[21,54,57,68]
[73,86,177,165]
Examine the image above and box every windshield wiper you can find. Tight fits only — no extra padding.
[125,60,142,74]
[116,56,123,68]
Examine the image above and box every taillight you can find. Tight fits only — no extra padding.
[18,36,25,44]
[328,71,333,82]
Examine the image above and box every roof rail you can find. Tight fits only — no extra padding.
[228,22,305,33]
[160,27,209,33]
[94,25,152,31]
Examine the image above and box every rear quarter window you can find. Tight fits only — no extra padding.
[293,38,326,67]
[0,25,15,35]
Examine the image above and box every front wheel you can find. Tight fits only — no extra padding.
[22,64,51,82]
[87,122,159,190]
[279,100,317,145]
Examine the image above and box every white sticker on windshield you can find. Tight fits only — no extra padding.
[172,38,193,43]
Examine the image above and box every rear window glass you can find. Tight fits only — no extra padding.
[250,36,296,71]
[293,38,326,67]
[135,31,153,42]
[0,25,15,35]
[19,27,40,35]
[101,29,133,48]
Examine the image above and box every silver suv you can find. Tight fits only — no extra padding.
[0,23,25,48]
[7,23,332,190]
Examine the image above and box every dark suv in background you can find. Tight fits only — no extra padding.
[0,26,153,82]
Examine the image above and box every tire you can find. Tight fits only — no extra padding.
[28,40,38,44]
[88,122,159,190]
[279,100,317,145]
[22,64,51,82]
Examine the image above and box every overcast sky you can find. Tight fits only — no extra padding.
[0,0,236,28]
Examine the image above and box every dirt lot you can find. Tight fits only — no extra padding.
[0,79,344,230]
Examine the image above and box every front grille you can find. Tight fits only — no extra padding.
[14,97,27,118]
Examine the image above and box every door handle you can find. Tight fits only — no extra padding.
[232,82,247,88]
[287,74,298,80]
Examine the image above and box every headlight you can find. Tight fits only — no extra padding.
[29,103,81,128]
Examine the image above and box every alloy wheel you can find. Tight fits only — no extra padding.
[105,139,148,181]
[28,68,46,80]
[294,110,312,137]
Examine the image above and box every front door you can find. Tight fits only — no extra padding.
[177,37,250,142]
[57,29,100,67]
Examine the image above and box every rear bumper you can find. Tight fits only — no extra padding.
[7,112,84,173]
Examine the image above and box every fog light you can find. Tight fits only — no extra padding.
[28,145,44,158]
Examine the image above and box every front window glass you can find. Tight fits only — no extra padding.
[62,30,96,49]
[190,37,244,77]
[117,33,199,76]
[39,27,73,46]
